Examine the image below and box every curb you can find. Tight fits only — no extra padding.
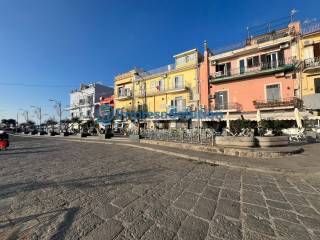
[140,139,304,158]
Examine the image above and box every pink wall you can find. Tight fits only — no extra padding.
[209,75,295,112]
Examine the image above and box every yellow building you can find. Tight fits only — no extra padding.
[114,49,201,128]
[300,21,320,113]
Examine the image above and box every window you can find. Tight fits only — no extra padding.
[247,56,260,68]
[215,91,228,110]
[239,59,245,74]
[266,84,281,101]
[79,98,85,105]
[170,97,186,112]
[314,43,320,58]
[156,79,165,91]
[124,88,131,96]
[315,78,320,93]
[118,87,124,97]
[173,76,184,89]
[261,52,278,69]
[216,62,231,76]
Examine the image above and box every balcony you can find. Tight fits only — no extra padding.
[116,93,132,100]
[211,102,242,112]
[253,97,303,110]
[303,57,320,73]
[135,84,188,98]
[210,58,296,83]
[136,64,176,79]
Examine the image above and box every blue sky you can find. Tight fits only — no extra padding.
[0,0,319,121]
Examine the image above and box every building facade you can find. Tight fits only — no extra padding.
[69,83,114,121]
[300,21,320,114]
[114,49,202,129]
[199,21,303,121]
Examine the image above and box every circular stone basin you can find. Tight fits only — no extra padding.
[215,136,255,147]
[256,136,289,147]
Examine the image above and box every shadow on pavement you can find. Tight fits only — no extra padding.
[0,168,164,198]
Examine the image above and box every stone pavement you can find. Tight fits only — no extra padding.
[1,136,320,240]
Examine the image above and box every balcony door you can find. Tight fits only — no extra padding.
[216,91,228,110]
[266,84,281,102]
[239,59,245,74]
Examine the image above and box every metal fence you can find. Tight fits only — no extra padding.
[136,128,219,145]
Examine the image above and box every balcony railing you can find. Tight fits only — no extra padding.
[116,93,132,100]
[303,57,320,71]
[302,21,320,35]
[211,58,296,82]
[253,97,303,109]
[137,64,176,78]
[135,84,187,97]
[211,102,241,112]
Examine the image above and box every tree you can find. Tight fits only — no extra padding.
[61,118,72,131]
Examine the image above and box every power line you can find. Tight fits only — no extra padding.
[0,82,76,88]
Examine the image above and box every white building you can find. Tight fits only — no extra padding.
[69,83,113,121]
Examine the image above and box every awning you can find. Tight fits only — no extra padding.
[303,94,320,110]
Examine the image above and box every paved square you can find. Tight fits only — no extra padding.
[1,136,320,240]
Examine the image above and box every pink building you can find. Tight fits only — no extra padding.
[200,21,303,120]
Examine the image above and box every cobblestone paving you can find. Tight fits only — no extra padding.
[1,136,320,240]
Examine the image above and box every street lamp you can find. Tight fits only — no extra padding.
[49,99,62,133]
[19,108,29,122]
[30,105,42,131]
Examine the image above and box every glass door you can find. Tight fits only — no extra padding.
[239,59,245,74]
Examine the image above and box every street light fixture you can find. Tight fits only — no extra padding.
[19,108,29,122]
[30,105,42,131]
[49,99,62,133]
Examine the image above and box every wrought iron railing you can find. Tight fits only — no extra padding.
[302,21,320,35]
[132,128,219,145]
[212,58,296,80]
[303,57,320,69]
[137,64,176,78]
[253,97,303,109]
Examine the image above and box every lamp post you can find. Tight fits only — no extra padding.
[19,108,29,122]
[134,72,147,138]
[30,105,42,131]
[49,99,62,133]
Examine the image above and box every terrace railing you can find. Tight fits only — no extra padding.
[302,21,320,35]
[212,58,296,81]
[303,57,320,70]
[253,97,303,109]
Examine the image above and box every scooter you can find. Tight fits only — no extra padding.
[0,131,9,150]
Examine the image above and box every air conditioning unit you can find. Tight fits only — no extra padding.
[303,40,314,46]
[280,43,289,49]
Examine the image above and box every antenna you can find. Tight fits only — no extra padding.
[291,9,298,23]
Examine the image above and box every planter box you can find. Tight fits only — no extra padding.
[215,136,255,147]
[256,136,289,147]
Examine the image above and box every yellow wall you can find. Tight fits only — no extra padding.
[300,32,320,96]
[114,74,134,110]
[133,66,198,113]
